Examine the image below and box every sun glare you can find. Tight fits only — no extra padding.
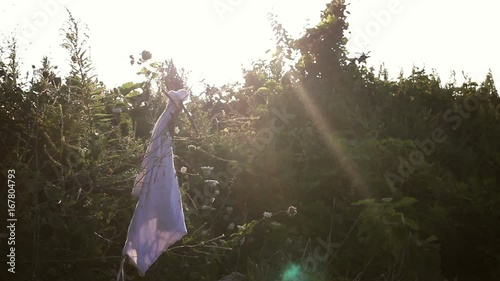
[292,80,369,197]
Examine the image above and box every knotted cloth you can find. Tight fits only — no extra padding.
[122,89,189,276]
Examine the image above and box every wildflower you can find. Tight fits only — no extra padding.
[201,166,214,177]
[226,207,233,215]
[174,126,180,134]
[287,206,298,217]
[214,189,220,195]
[228,223,235,230]
[180,166,187,174]
[263,212,272,219]
[205,179,219,187]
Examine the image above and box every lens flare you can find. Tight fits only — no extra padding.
[283,264,301,281]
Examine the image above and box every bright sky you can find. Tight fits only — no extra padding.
[1,0,499,93]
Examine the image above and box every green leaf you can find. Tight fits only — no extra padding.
[125,90,141,99]
[97,118,114,122]
[256,87,269,95]
[94,113,112,117]
[118,82,139,96]
[425,235,439,243]
[120,82,133,88]
[404,218,420,230]
[394,197,418,208]
[381,197,393,203]
[91,88,104,95]
[352,198,376,206]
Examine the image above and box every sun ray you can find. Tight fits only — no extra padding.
[291,77,370,198]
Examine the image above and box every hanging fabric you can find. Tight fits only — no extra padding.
[122,89,189,276]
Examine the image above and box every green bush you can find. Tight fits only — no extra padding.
[1,2,499,281]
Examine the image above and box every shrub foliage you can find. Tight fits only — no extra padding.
[1,2,499,281]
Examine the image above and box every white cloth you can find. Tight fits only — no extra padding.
[123,90,189,276]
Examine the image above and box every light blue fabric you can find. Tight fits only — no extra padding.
[123,90,189,276]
